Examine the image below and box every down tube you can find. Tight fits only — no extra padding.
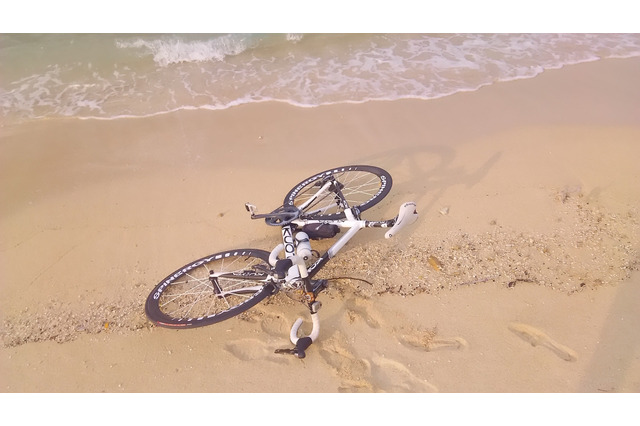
[307,224,361,278]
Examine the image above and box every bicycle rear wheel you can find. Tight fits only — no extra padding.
[283,165,392,220]
[145,249,274,329]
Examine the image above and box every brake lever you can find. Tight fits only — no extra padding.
[275,337,313,359]
[246,202,280,219]
[245,203,258,217]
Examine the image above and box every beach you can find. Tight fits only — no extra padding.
[1,56,639,394]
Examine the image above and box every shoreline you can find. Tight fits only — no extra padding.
[1,57,639,392]
[6,53,634,127]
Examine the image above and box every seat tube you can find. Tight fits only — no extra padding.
[281,225,300,279]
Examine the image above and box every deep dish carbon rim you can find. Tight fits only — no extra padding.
[283,165,392,220]
[145,249,273,328]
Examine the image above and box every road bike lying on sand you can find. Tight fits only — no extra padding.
[145,165,418,358]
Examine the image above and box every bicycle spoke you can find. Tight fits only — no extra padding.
[148,249,273,325]
[300,192,338,214]
[159,283,210,309]
[293,171,384,217]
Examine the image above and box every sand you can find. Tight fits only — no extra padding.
[1,57,639,397]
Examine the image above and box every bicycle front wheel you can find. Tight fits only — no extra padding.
[283,165,392,220]
[145,249,274,329]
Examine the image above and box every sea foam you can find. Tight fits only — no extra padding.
[2,33,640,125]
[115,34,261,66]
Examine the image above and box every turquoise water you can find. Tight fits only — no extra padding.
[1,33,640,125]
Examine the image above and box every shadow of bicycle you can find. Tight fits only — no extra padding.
[357,143,502,218]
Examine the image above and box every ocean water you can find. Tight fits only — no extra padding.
[1,33,640,126]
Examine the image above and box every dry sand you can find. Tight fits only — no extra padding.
[1,57,639,396]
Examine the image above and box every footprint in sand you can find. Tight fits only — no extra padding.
[260,312,290,337]
[369,357,438,393]
[429,338,469,351]
[225,338,288,364]
[344,296,467,354]
[344,297,383,329]
[319,333,374,392]
[397,326,468,352]
[508,322,577,362]
[319,332,438,392]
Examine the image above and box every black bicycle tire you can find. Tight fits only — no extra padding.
[145,248,274,329]
[283,165,392,220]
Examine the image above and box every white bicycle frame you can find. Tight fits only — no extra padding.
[259,178,418,348]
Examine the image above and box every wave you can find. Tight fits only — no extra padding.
[115,34,296,67]
[2,34,640,126]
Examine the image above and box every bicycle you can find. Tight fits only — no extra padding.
[145,165,418,358]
